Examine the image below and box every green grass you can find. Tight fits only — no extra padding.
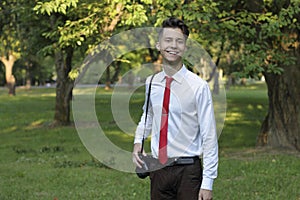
[220,83,269,149]
[0,84,299,200]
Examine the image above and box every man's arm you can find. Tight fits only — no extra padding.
[132,76,153,167]
[197,82,219,191]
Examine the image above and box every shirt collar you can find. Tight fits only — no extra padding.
[157,64,187,84]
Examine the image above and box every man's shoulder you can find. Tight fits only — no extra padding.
[145,71,164,83]
[185,70,207,85]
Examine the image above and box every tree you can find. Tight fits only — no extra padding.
[0,0,21,95]
[3,0,298,149]
[33,0,87,126]
[0,0,46,91]
[151,0,299,150]
[34,0,150,125]
[209,0,300,150]
[251,0,300,150]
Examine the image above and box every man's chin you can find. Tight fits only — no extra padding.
[163,55,182,63]
[165,56,182,63]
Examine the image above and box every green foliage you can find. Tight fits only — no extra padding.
[68,68,79,80]
[34,0,87,49]
[34,0,78,15]
[216,0,300,77]
[33,0,151,50]
[0,0,22,57]
[3,0,300,86]
[31,0,153,83]
[122,3,148,26]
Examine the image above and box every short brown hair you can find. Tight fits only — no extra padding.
[159,17,189,40]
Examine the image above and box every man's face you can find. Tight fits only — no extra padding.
[157,28,187,65]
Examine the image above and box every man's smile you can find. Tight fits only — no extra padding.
[165,50,180,55]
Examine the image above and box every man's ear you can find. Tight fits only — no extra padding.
[156,42,160,51]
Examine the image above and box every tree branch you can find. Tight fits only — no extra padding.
[104,3,124,32]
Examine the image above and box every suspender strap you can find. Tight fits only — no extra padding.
[140,73,156,154]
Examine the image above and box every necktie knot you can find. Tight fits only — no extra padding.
[165,76,173,86]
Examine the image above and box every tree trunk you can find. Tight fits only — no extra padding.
[111,61,121,83]
[53,48,74,126]
[257,51,300,150]
[1,54,16,96]
[105,66,111,90]
[256,0,299,151]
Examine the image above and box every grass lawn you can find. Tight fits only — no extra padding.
[0,83,299,200]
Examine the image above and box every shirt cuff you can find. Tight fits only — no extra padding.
[200,177,214,191]
[134,137,143,144]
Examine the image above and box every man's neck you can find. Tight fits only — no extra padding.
[162,61,183,77]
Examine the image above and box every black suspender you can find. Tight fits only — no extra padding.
[140,73,156,154]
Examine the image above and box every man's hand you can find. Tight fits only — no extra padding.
[132,143,146,168]
[198,189,213,200]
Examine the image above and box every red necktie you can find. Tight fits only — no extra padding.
[159,76,173,164]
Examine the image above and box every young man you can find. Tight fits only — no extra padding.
[132,17,218,200]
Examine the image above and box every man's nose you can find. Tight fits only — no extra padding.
[170,40,177,48]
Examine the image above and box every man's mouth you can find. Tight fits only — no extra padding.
[165,50,179,55]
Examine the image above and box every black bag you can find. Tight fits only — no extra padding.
[135,154,153,179]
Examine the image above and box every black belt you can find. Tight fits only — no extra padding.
[168,156,200,166]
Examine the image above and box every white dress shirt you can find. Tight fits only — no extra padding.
[134,65,218,190]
